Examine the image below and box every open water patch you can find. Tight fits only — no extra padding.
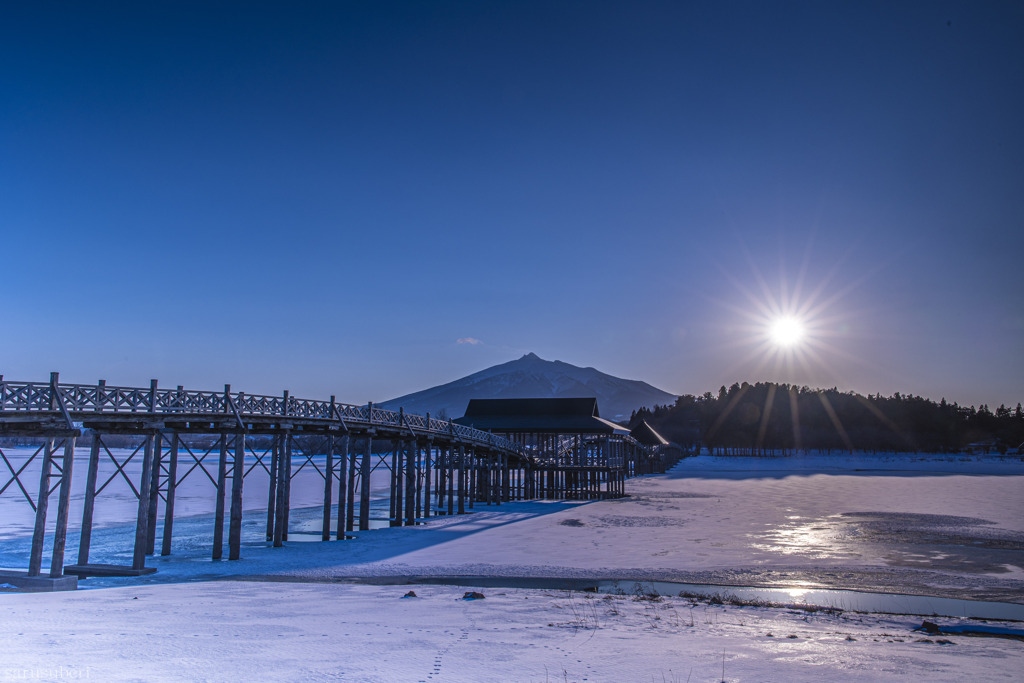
[598,579,1024,621]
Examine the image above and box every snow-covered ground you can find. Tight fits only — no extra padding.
[2,453,1023,681]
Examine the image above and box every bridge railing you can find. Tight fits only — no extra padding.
[0,378,523,457]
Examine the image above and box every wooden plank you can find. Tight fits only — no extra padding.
[48,437,76,578]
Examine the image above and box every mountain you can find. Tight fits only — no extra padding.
[379,353,677,423]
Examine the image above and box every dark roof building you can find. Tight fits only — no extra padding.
[629,420,670,447]
[455,397,629,435]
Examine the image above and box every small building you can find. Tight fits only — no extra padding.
[630,419,687,464]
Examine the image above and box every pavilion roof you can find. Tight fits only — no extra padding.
[455,397,629,435]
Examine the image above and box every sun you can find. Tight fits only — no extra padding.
[769,316,805,348]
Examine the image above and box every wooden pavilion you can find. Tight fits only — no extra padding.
[455,397,654,499]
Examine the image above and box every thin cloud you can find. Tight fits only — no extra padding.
[457,337,482,345]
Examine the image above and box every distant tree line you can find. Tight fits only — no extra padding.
[629,382,1024,456]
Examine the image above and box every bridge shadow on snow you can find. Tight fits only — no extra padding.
[43,498,599,588]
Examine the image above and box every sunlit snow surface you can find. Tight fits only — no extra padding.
[2,452,1023,681]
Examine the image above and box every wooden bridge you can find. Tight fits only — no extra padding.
[0,373,676,591]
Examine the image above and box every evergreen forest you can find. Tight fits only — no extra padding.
[629,382,1024,456]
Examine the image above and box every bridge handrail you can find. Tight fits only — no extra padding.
[552,433,649,460]
[0,379,523,456]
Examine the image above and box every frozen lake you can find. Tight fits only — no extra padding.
[2,450,1023,605]
[3,452,1023,683]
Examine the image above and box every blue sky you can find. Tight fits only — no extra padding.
[2,1,1021,408]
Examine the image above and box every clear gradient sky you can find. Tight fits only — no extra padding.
[2,1,1021,409]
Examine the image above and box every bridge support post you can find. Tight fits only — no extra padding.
[274,431,291,547]
[336,435,349,539]
[228,432,245,560]
[346,437,357,533]
[49,437,76,578]
[467,450,476,509]
[132,433,156,571]
[404,439,415,526]
[447,446,455,515]
[282,434,292,540]
[486,456,494,506]
[433,446,444,514]
[28,440,55,576]
[322,435,334,541]
[457,446,465,515]
[213,434,228,559]
[390,442,401,527]
[421,441,431,519]
[146,435,162,554]
[161,434,179,555]
[266,436,279,542]
[359,435,372,530]
[77,435,102,565]
[501,454,508,503]
[413,442,420,521]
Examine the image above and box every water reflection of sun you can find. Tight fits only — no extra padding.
[750,515,853,561]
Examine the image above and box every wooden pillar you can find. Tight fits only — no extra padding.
[467,450,476,509]
[266,436,279,542]
[435,446,445,513]
[322,435,334,541]
[346,437,357,532]
[161,434,179,556]
[28,440,55,576]
[457,445,466,514]
[336,434,349,539]
[359,435,372,530]
[282,434,292,541]
[388,442,397,524]
[390,442,401,527]
[213,434,228,559]
[132,433,156,570]
[484,457,491,505]
[405,439,415,526]
[273,432,290,547]
[77,435,102,565]
[422,441,431,518]
[49,437,76,578]
[447,446,455,515]
[228,432,245,560]
[145,435,162,554]
[502,454,510,502]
